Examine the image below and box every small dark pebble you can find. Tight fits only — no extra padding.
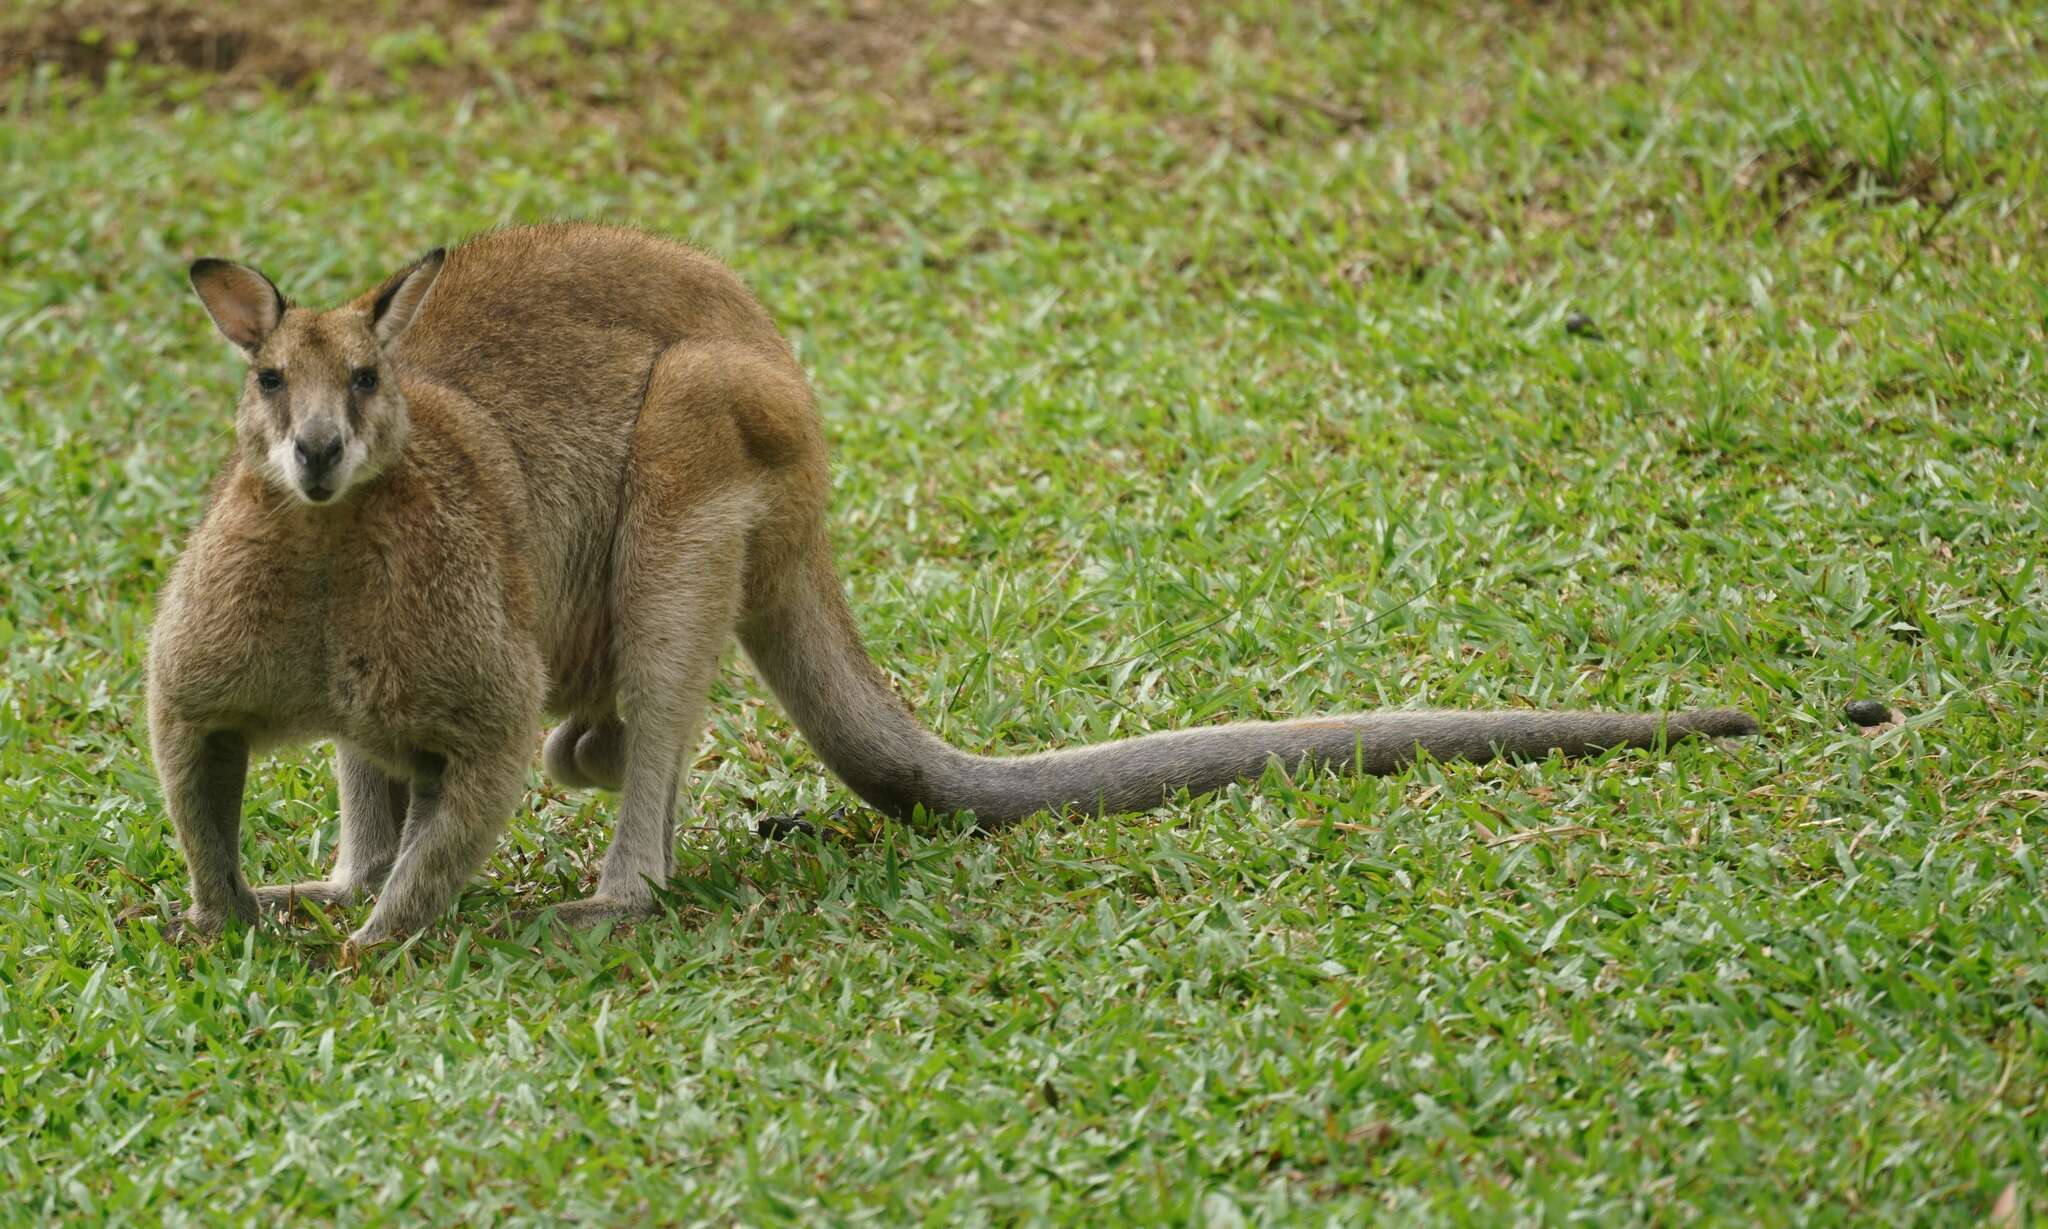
[756,807,852,840]
[1843,700,1894,727]
[754,815,819,840]
[1564,312,1605,340]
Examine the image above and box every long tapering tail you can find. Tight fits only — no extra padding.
[737,544,1758,827]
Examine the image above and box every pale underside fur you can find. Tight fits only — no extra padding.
[148,223,1759,948]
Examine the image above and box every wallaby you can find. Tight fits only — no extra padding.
[148,223,1758,947]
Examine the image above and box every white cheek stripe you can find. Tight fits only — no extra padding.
[342,435,370,481]
[266,436,297,491]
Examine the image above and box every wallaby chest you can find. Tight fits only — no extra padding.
[155,466,533,754]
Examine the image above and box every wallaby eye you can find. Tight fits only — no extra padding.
[255,368,284,392]
[351,368,379,394]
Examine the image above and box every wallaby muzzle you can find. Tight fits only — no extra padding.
[290,418,347,501]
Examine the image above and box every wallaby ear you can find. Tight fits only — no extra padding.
[189,259,286,353]
[367,247,445,347]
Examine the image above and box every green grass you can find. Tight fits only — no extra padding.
[4,0,2046,1222]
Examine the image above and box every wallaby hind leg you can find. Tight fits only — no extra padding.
[254,747,407,912]
[542,715,626,791]
[546,350,775,929]
[546,509,746,927]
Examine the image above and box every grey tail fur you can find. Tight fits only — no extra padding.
[739,546,1760,828]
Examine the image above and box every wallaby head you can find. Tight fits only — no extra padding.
[187,249,444,506]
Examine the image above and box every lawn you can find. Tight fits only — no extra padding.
[2,0,2045,1223]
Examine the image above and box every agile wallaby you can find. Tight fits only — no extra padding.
[148,223,1757,947]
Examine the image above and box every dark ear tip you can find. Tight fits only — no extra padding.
[189,258,226,280]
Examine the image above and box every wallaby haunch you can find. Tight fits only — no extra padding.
[148,223,1758,946]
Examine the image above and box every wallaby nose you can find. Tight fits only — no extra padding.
[293,431,344,476]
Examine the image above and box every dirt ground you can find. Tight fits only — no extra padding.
[2,0,1229,100]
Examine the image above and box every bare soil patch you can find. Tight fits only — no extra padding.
[4,0,316,87]
[2,0,1229,102]
[1741,148,1954,228]
[763,0,1217,81]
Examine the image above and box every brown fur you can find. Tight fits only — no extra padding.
[149,223,1758,947]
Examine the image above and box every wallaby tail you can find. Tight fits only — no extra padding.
[738,544,1759,828]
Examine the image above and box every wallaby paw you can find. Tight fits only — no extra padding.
[342,923,401,951]
[160,913,210,945]
[157,899,255,944]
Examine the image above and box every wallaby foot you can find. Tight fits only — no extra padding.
[542,715,626,791]
[254,880,369,914]
[524,892,662,932]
